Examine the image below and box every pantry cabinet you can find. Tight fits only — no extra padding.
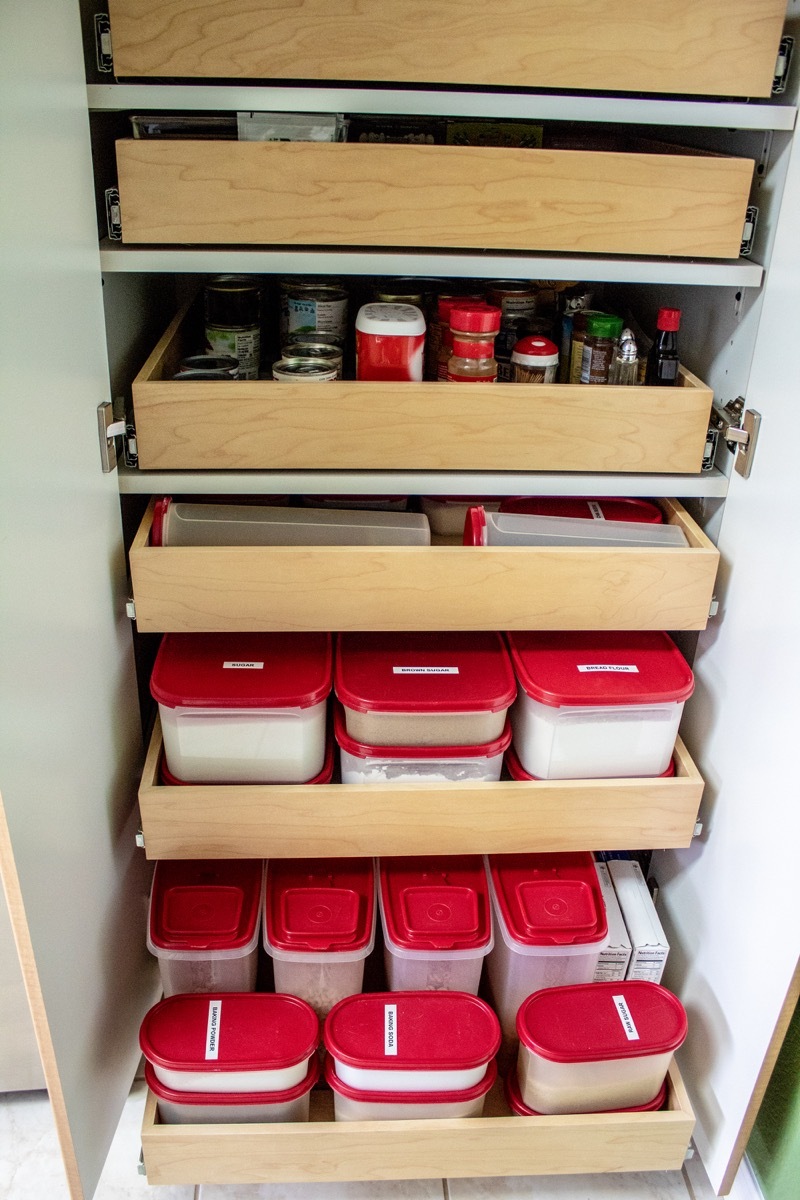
[1,3,800,1200]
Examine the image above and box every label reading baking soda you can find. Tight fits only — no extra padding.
[612,995,640,1041]
[393,667,459,675]
[384,1004,398,1055]
[577,665,639,674]
[206,1000,222,1059]
[223,661,265,669]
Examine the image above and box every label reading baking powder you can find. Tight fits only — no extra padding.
[587,501,605,520]
[392,667,459,675]
[223,661,265,669]
[384,1004,398,1055]
[612,995,640,1041]
[206,1000,222,1060]
[577,664,639,674]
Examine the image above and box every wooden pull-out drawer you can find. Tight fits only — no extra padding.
[141,1062,694,1184]
[133,301,712,474]
[128,497,719,633]
[116,138,753,258]
[107,0,785,99]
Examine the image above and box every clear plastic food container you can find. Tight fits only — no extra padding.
[323,990,500,1092]
[516,981,687,1114]
[335,704,511,784]
[139,992,319,1093]
[159,729,335,786]
[506,631,694,779]
[504,1058,667,1116]
[503,739,676,781]
[145,1057,319,1125]
[463,506,687,547]
[378,855,493,994]
[147,859,264,996]
[263,857,376,1018]
[485,852,608,1041]
[325,1055,497,1121]
[150,631,332,782]
[334,631,516,747]
[420,496,502,537]
[499,497,665,523]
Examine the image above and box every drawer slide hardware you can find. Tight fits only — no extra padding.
[772,35,794,94]
[94,13,113,74]
[709,397,761,479]
[125,599,136,621]
[135,828,145,849]
[105,187,122,241]
[740,205,758,257]
[97,402,137,472]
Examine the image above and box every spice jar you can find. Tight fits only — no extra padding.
[433,293,484,380]
[567,310,604,384]
[355,303,426,381]
[447,304,502,383]
[580,314,624,385]
[511,336,559,384]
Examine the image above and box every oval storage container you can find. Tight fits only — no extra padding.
[504,1058,668,1116]
[325,1054,497,1122]
[145,1057,320,1125]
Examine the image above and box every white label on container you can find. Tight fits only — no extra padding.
[392,666,459,674]
[577,664,639,674]
[587,501,605,520]
[612,995,640,1041]
[384,1004,398,1055]
[223,661,265,669]
[206,1001,222,1060]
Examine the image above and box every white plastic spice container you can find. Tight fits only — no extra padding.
[335,704,511,784]
[504,1060,667,1116]
[325,1055,497,1122]
[150,631,332,783]
[139,992,319,1093]
[355,302,426,381]
[378,855,493,993]
[485,852,608,1041]
[335,631,516,747]
[515,981,688,1114]
[145,1058,320,1125]
[323,991,500,1092]
[263,857,376,1017]
[147,859,263,995]
[506,631,694,779]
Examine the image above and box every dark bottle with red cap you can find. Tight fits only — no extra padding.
[645,307,681,386]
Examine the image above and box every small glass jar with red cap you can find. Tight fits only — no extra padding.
[645,307,681,386]
[510,335,560,383]
[447,304,502,382]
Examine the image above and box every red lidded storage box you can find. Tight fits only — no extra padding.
[499,497,665,522]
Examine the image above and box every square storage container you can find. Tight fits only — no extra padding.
[323,990,500,1092]
[150,631,332,782]
[158,728,335,786]
[464,506,688,548]
[335,703,510,784]
[506,631,694,779]
[516,981,688,1114]
[263,857,376,1017]
[378,855,493,994]
[503,740,675,781]
[139,992,319,1093]
[335,631,516,747]
[325,1055,497,1122]
[504,1058,667,1116]
[147,859,263,996]
[485,852,609,1041]
[145,1057,319,1125]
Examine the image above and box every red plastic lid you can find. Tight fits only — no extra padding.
[335,632,516,715]
[140,993,320,1073]
[159,731,335,786]
[324,991,501,1072]
[656,307,681,332]
[504,740,675,781]
[148,860,262,952]
[499,497,664,524]
[151,496,171,546]
[511,336,559,359]
[334,702,511,760]
[450,303,502,334]
[145,1056,320,1105]
[504,1062,667,1115]
[379,855,492,951]
[150,632,333,709]
[517,981,688,1063]
[463,505,488,546]
[437,294,484,321]
[264,857,375,953]
[506,631,694,707]
[324,1053,497,1104]
[488,853,607,947]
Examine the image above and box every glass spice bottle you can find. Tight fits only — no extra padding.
[609,328,639,386]
[447,304,502,382]
[580,313,624,384]
[645,307,681,386]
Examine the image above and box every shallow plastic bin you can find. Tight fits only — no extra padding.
[325,1055,497,1121]
[464,506,687,547]
[159,729,335,786]
[499,496,665,523]
[485,852,609,1041]
[516,981,688,1114]
[139,992,319,1094]
[421,495,502,536]
[145,1057,319,1125]
[323,990,500,1092]
[506,631,694,779]
[335,704,511,784]
[504,1059,667,1116]
[378,855,493,993]
[150,631,332,783]
[263,857,376,1017]
[503,740,676,781]
[147,859,263,996]
[335,631,516,747]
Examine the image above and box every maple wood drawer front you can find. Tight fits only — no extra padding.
[107,0,786,98]
[115,140,753,259]
[129,499,719,634]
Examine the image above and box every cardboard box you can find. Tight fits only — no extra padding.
[593,860,633,982]
[607,859,670,983]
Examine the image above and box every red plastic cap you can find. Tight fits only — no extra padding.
[437,294,483,321]
[656,308,681,332]
[379,855,492,951]
[264,857,375,953]
[511,336,559,358]
[449,304,502,334]
[499,497,664,524]
[489,852,607,947]
[149,860,262,951]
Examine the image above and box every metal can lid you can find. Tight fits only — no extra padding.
[272,357,338,381]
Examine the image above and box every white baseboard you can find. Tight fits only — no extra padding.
[726,1156,765,1200]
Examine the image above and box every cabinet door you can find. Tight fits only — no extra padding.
[0,5,158,1200]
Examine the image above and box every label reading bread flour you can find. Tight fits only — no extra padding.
[384,1004,398,1055]
[206,1000,222,1060]
[577,664,639,674]
[588,501,605,520]
[223,661,265,669]
[393,667,459,675]
[612,995,640,1041]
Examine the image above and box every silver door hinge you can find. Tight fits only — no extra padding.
[94,13,114,73]
[740,205,758,257]
[709,397,761,479]
[97,402,137,472]
[772,35,794,95]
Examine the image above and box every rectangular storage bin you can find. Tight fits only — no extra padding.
[324,1056,497,1121]
[466,507,688,548]
[145,1059,319,1125]
[159,730,335,786]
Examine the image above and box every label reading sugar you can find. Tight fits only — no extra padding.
[577,664,639,674]
[384,1004,398,1055]
[612,995,640,1041]
[223,661,265,669]
[587,501,605,520]
[392,667,459,675]
[206,1000,222,1060]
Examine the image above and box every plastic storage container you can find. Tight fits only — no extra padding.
[263,857,376,1017]
[147,859,264,995]
[150,631,332,783]
[145,1057,319,1125]
[506,631,694,779]
[499,497,665,523]
[355,303,426,381]
[485,852,608,1041]
[159,729,335,786]
[323,990,500,1092]
[503,740,675,781]
[420,496,502,537]
[139,992,319,1093]
[504,1059,667,1116]
[325,1055,497,1121]
[516,981,688,1114]
[335,631,516,747]
[335,704,511,784]
[378,855,493,993]
[464,506,687,547]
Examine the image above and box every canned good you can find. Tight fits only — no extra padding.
[173,354,240,381]
[272,357,339,382]
[204,276,262,380]
[487,282,538,382]
[281,341,344,378]
[283,283,349,341]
